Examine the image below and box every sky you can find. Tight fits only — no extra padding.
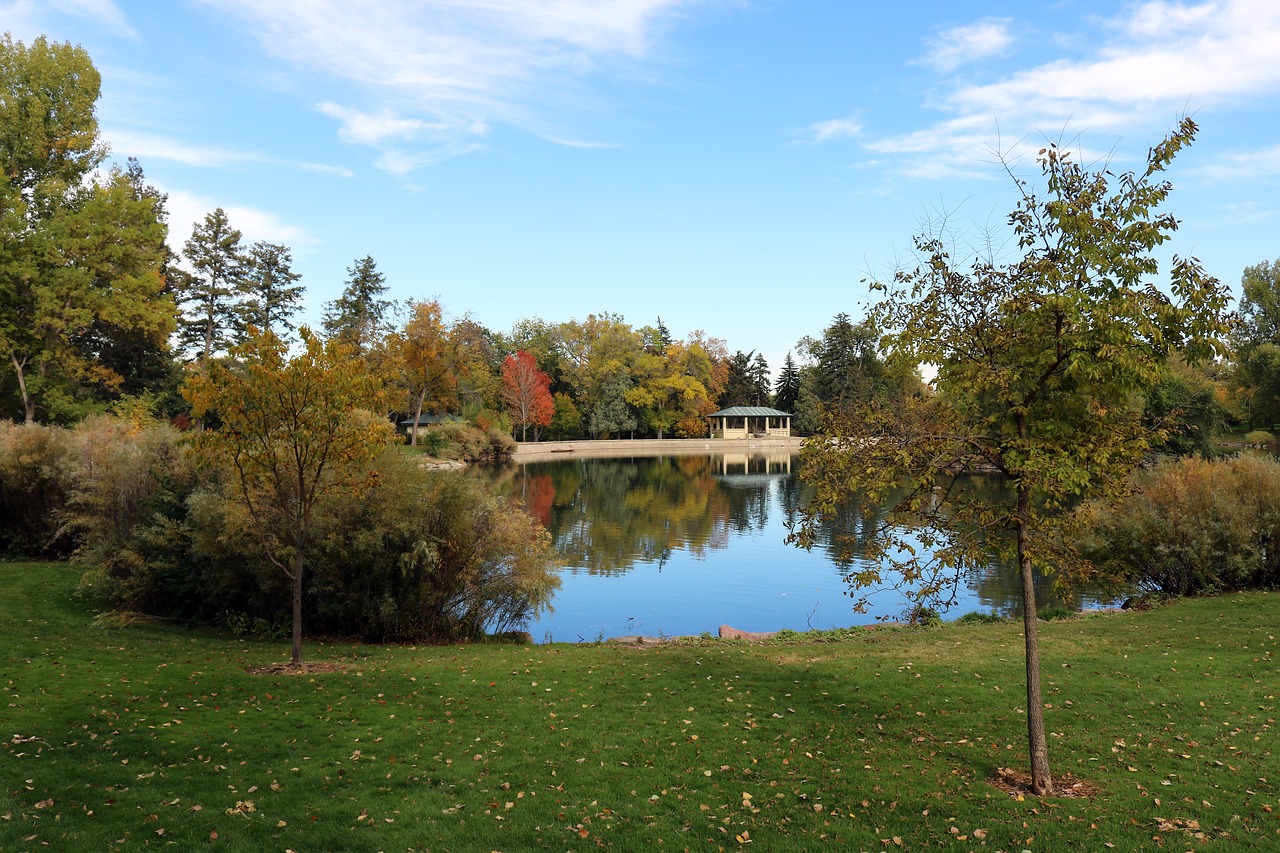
[5,0,1280,372]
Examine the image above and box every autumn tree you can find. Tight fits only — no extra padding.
[789,119,1228,796]
[502,350,554,441]
[0,36,172,422]
[184,328,396,666]
[393,299,456,446]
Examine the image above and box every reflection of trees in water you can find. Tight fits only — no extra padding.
[486,454,1116,610]
[499,455,741,575]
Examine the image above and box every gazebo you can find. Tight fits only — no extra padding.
[707,406,793,439]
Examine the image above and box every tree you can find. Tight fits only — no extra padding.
[814,313,884,412]
[720,350,756,408]
[773,352,801,412]
[322,255,393,355]
[0,36,172,423]
[238,241,303,344]
[183,328,396,666]
[789,118,1228,796]
[178,208,245,363]
[393,300,455,446]
[501,350,554,441]
[748,352,771,405]
[1234,260,1280,428]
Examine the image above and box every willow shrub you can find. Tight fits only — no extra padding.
[1078,454,1280,596]
[77,440,556,643]
[0,421,78,557]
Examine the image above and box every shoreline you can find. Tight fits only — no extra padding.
[511,435,805,462]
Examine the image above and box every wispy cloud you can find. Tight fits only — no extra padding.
[810,117,863,142]
[1198,143,1280,181]
[106,128,354,177]
[0,0,136,39]
[843,0,1280,180]
[920,17,1013,72]
[202,0,694,173]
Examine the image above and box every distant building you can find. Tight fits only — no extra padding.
[707,406,793,439]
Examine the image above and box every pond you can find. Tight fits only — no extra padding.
[485,451,1115,642]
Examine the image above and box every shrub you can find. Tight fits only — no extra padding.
[1243,430,1275,447]
[1078,454,1280,596]
[1037,606,1077,621]
[955,610,1003,625]
[77,441,556,643]
[0,421,77,557]
[418,421,516,463]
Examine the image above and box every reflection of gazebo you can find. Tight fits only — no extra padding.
[707,406,793,439]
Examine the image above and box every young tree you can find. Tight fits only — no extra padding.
[0,37,172,423]
[501,350,554,441]
[178,208,245,363]
[183,328,396,666]
[238,241,304,344]
[322,255,393,355]
[789,119,1229,796]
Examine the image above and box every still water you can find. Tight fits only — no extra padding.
[486,451,1110,642]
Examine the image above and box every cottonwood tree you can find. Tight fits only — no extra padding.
[0,36,172,422]
[1234,260,1280,428]
[184,327,396,666]
[789,118,1228,796]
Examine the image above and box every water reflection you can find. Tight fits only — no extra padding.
[484,452,1113,640]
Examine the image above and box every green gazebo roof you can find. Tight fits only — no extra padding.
[707,406,792,418]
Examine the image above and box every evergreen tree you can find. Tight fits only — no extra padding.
[748,352,771,405]
[322,255,393,354]
[238,241,303,343]
[815,313,884,411]
[589,368,637,438]
[178,208,245,362]
[773,352,801,412]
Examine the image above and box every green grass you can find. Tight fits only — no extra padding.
[2,563,1277,851]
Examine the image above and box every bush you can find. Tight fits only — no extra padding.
[76,441,556,643]
[0,421,78,557]
[418,421,516,463]
[1078,454,1280,596]
[955,610,1003,625]
[1243,430,1275,447]
[1037,606,1077,621]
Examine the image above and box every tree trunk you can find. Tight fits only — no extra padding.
[1016,481,1054,796]
[411,388,426,447]
[291,550,304,666]
[13,353,34,424]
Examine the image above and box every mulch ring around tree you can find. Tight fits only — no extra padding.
[247,661,347,676]
[990,767,1104,799]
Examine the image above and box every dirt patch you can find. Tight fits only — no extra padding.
[989,767,1103,799]
[247,661,347,676]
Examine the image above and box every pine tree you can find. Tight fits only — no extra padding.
[178,208,245,362]
[322,255,393,354]
[238,242,303,343]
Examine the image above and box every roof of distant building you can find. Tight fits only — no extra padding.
[707,406,792,418]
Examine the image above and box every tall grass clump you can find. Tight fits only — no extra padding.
[1078,453,1280,596]
[0,421,78,557]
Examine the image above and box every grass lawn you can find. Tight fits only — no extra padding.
[1,562,1276,851]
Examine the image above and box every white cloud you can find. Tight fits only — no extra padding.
[810,117,863,142]
[921,17,1013,72]
[1198,143,1280,180]
[201,0,692,172]
[864,0,1280,180]
[105,128,354,177]
[0,0,136,38]
[164,188,309,254]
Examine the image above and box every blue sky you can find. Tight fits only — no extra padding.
[6,0,1280,371]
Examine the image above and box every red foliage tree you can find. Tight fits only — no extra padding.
[501,350,554,441]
